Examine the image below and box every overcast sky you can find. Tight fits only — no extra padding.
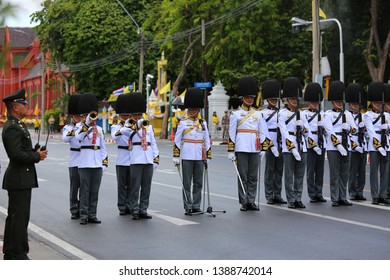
[4,0,42,27]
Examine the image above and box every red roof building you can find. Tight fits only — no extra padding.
[0,26,75,118]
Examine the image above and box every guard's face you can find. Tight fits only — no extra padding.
[187,108,200,118]
[332,101,343,110]
[132,113,142,120]
[287,97,298,109]
[268,98,278,107]
[13,101,29,118]
[242,96,254,107]
[72,115,83,123]
[308,101,319,110]
[349,103,359,112]
[385,103,390,112]
[119,114,131,121]
[372,102,382,112]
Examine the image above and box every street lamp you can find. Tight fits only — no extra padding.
[291,17,344,82]
[114,0,144,93]
[146,74,154,119]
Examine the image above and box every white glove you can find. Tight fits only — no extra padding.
[342,123,350,130]
[153,163,158,170]
[378,147,387,157]
[85,115,91,126]
[336,144,348,156]
[354,146,364,154]
[292,148,301,161]
[270,146,279,157]
[228,152,236,161]
[358,122,365,128]
[102,165,107,173]
[381,123,388,130]
[260,151,266,160]
[318,120,323,127]
[296,120,303,127]
[313,146,322,156]
[172,157,180,166]
[206,159,210,164]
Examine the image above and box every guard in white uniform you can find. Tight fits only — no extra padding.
[279,77,322,209]
[62,94,83,219]
[345,83,368,201]
[173,87,211,215]
[302,82,327,203]
[323,81,357,207]
[364,82,390,205]
[120,92,159,220]
[75,93,108,225]
[228,76,277,211]
[111,94,132,215]
[260,79,286,205]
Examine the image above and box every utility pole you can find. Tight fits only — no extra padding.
[201,19,209,124]
[312,0,321,82]
[40,53,45,133]
[139,29,144,93]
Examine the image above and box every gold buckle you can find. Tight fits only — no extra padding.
[93,145,98,150]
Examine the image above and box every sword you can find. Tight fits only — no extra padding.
[232,160,246,196]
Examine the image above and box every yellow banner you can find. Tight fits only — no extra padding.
[159,82,171,95]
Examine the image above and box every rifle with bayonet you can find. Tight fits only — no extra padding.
[317,94,324,150]
[341,91,348,150]
[276,91,282,155]
[296,90,302,154]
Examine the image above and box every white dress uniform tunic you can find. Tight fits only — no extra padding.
[323,109,358,204]
[76,123,108,222]
[173,117,211,211]
[120,121,159,217]
[229,106,273,207]
[62,122,82,217]
[364,110,389,203]
[111,121,132,214]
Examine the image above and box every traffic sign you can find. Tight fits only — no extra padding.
[194,82,212,89]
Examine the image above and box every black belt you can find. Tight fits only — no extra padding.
[288,131,297,136]
[80,145,100,150]
[70,148,81,152]
[311,131,318,135]
[132,142,151,146]
[335,132,343,136]
[118,146,132,150]
[375,130,384,134]
[268,128,278,132]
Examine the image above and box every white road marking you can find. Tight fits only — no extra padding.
[149,210,198,226]
[0,206,96,260]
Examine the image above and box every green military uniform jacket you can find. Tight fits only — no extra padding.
[2,116,40,190]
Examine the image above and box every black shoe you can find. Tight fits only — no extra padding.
[357,195,367,201]
[247,203,259,211]
[310,197,317,203]
[192,208,203,214]
[339,200,352,206]
[316,196,327,202]
[119,210,127,216]
[240,204,248,211]
[88,217,102,224]
[125,209,132,215]
[80,219,88,225]
[288,203,296,209]
[132,214,140,220]
[295,201,306,209]
[267,198,275,205]
[185,209,192,215]
[274,198,287,204]
[332,201,339,207]
[372,198,379,205]
[71,213,80,220]
[139,213,152,219]
[378,198,390,205]
[350,196,358,201]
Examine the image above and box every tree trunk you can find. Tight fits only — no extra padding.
[365,0,390,82]
[159,35,200,139]
[55,58,70,95]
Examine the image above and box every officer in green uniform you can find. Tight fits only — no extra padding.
[2,88,48,260]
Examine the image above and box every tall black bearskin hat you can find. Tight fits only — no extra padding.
[262,79,281,100]
[68,93,81,115]
[345,83,363,103]
[328,80,346,101]
[304,82,323,102]
[238,76,258,97]
[385,83,390,102]
[184,87,204,109]
[128,92,146,113]
[115,94,132,114]
[230,97,242,109]
[78,93,98,114]
[282,77,302,98]
[367,81,385,102]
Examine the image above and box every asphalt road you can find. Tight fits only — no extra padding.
[1,131,390,260]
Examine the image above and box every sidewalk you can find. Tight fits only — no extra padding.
[0,213,71,260]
